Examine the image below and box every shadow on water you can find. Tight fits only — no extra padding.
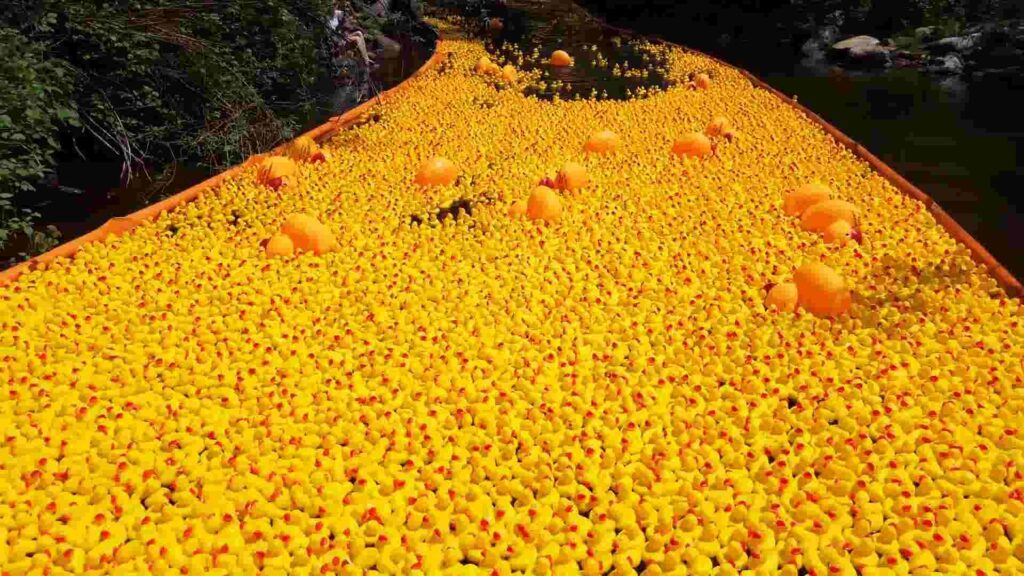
[573,0,1024,280]
[483,0,672,100]
[440,0,672,101]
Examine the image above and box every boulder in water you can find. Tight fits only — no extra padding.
[829,35,891,67]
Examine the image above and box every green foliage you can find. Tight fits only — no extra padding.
[0,28,78,195]
[0,0,336,254]
[4,0,334,168]
[0,27,78,251]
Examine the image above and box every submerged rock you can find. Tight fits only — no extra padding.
[927,53,964,74]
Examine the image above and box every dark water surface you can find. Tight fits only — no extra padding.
[571,1,1024,280]
[474,0,672,100]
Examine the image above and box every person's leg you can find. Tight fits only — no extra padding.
[346,31,373,67]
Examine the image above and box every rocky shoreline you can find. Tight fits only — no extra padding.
[808,19,1024,77]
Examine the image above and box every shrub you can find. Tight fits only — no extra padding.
[0,0,336,255]
[0,27,78,252]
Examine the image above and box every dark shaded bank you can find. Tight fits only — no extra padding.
[577,0,1024,280]
[431,0,673,101]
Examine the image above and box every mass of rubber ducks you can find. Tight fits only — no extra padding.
[0,18,1022,576]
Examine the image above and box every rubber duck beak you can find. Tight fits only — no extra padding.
[849,228,863,244]
[763,282,776,294]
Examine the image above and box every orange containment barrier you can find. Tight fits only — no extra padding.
[594,19,1023,299]
[0,44,446,288]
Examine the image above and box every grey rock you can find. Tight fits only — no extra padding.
[963,22,998,36]
[928,20,1024,71]
[824,10,845,28]
[367,0,390,18]
[927,53,964,74]
[818,25,841,46]
[829,35,891,67]
[800,26,839,59]
[928,34,981,54]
